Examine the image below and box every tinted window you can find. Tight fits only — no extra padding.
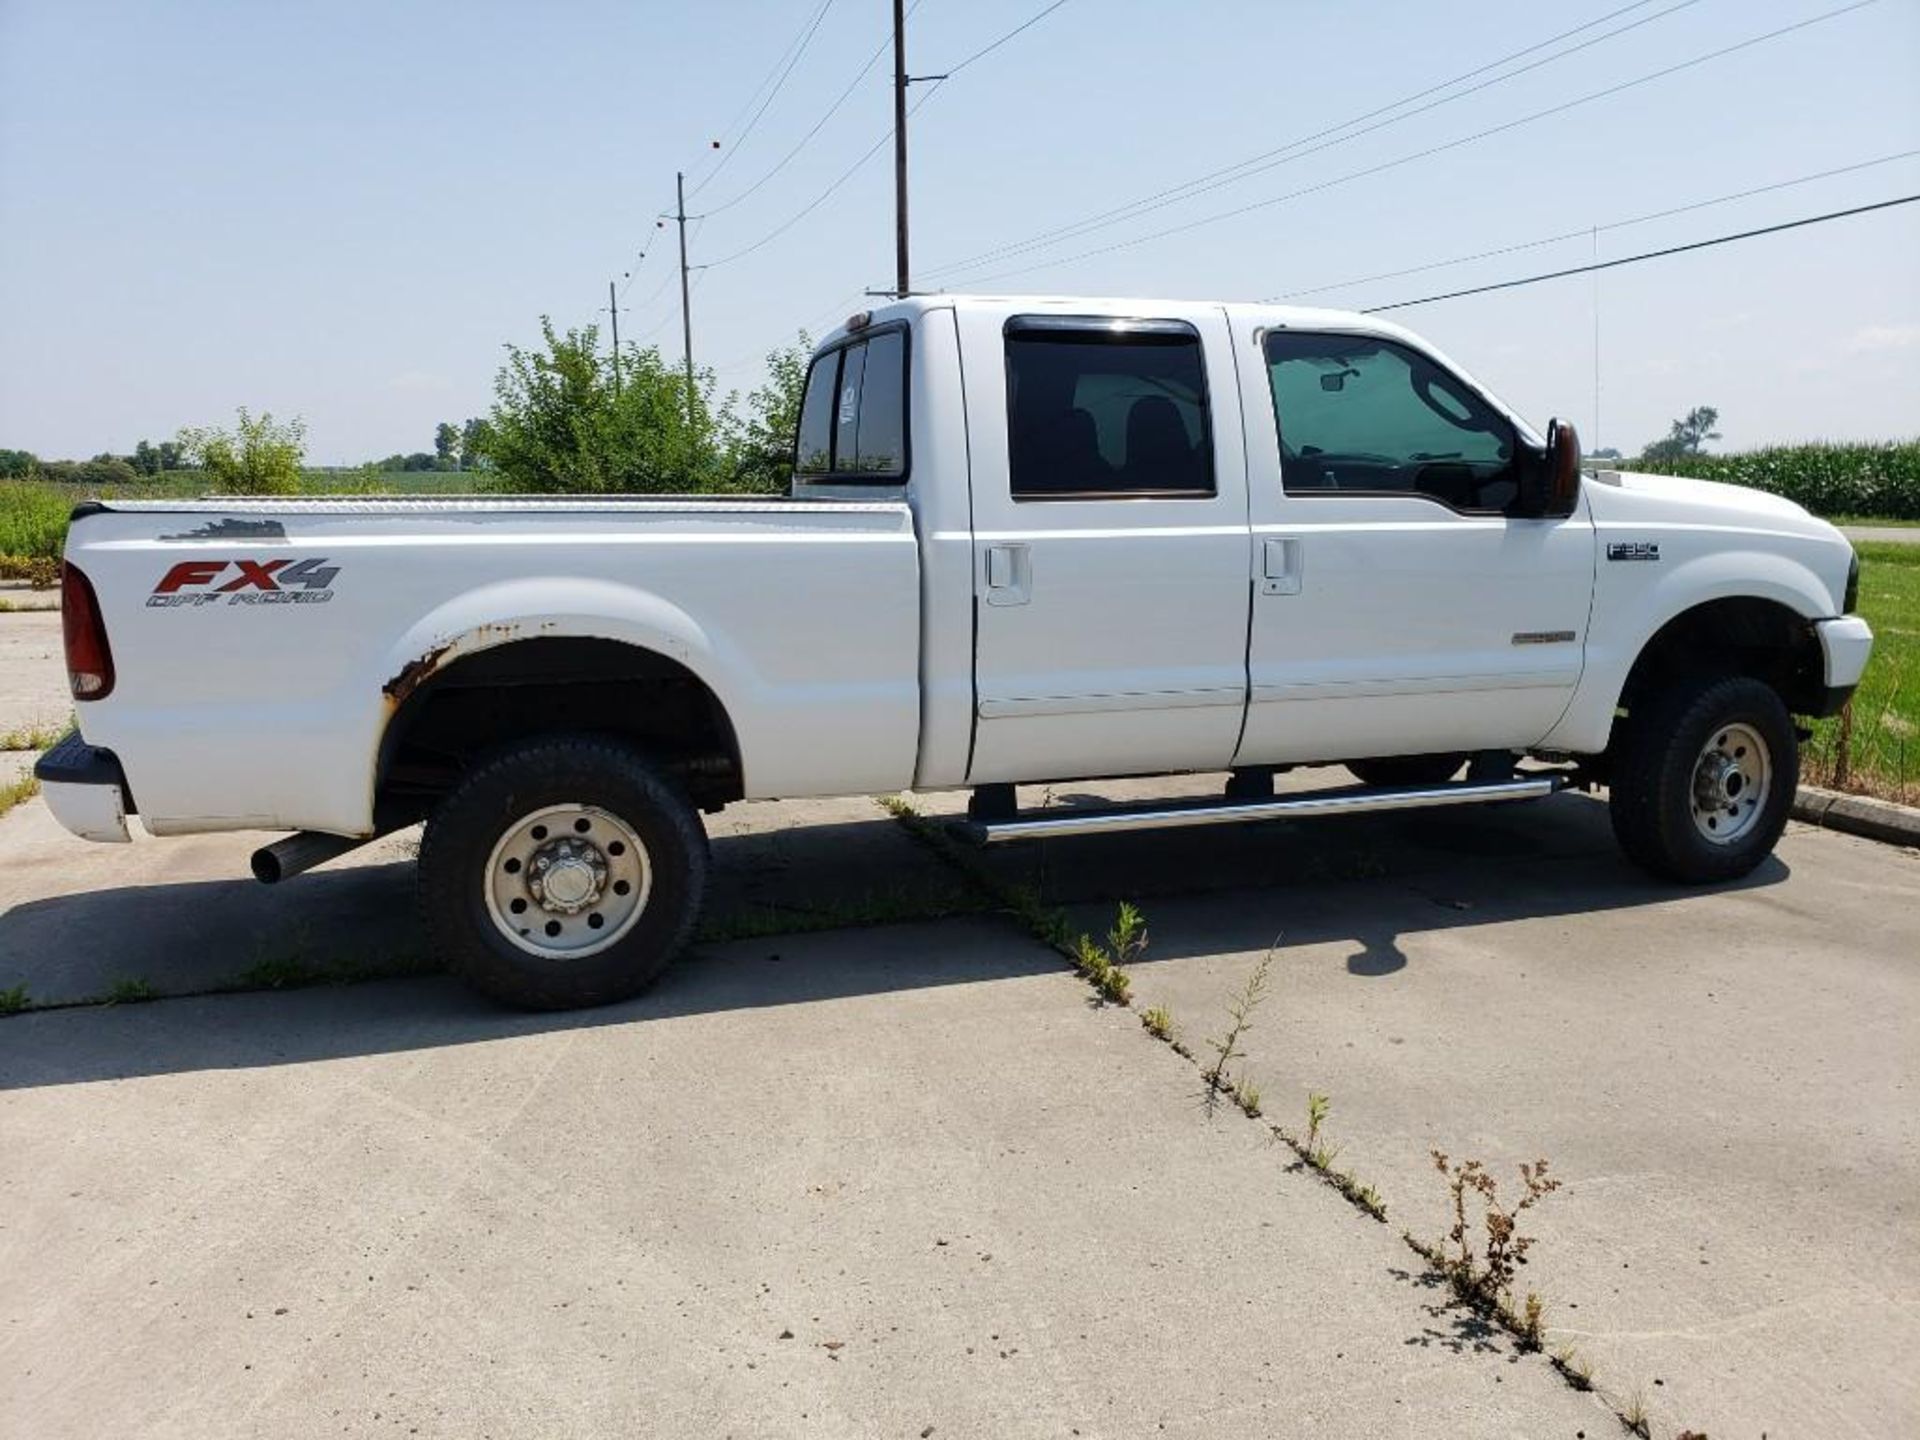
[796,349,838,476]
[832,342,867,473]
[1006,321,1214,500]
[795,329,908,481]
[853,329,906,473]
[1265,332,1517,512]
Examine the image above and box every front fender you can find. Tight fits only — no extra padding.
[1543,546,1837,754]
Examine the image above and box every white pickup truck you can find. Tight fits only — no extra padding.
[40,294,1873,1008]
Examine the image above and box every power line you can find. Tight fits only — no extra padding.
[687,0,838,200]
[1267,148,1920,303]
[699,0,1074,270]
[919,0,1696,282]
[696,0,925,220]
[702,82,946,269]
[951,0,1881,289]
[1362,193,1920,313]
[944,0,1071,73]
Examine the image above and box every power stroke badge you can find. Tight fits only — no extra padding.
[148,558,340,607]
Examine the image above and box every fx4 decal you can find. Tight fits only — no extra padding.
[148,558,340,607]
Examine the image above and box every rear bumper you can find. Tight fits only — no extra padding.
[33,732,134,843]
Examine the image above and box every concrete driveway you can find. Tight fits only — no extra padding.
[2,599,1915,1438]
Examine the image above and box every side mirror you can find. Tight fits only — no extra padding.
[1520,418,1582,518]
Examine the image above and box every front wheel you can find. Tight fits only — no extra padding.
[418,736,707,1009]
[1608,674,1797,883]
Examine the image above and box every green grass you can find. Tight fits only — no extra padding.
[1806,541,1919,802]
[0,773,39,819]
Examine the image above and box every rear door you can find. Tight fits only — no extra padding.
[960,305,1251,784]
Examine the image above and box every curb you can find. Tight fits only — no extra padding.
[1791,785,1920,849]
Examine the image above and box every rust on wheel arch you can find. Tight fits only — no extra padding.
[382,642,454,708]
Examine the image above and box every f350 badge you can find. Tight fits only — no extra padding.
[1606,541,1661,563]
[147,558,340,607]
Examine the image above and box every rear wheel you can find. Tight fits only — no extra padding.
[418,736,707,1009]
[1608,674,1796,883]
[1345,753,1467,789]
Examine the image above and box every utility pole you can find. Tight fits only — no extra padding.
[676,170,695,418]
[892,0,909,298]
[607,279,622,397]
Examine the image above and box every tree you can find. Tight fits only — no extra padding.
[1641,406,1721,464]
[178,408,306,495]
[459,416,491,471]
[475,317,727,493]
[74,456,139,488]
[0,448,36,479]
[434,421,459,465]
[722,334,810,494]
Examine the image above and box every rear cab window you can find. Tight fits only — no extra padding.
[794,325,909,485]
[1004,317,1214,500]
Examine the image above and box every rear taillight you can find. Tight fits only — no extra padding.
[61,561,115,701]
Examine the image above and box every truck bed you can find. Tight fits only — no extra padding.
[65,494,922,835]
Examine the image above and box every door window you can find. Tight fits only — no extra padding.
[1265,332,1518,513]
[1006,319,1214,500]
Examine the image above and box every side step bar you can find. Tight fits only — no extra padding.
[962,776,1566,845]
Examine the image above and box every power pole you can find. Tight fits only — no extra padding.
[607,279,622,397]
[676,170,695,418]
[892,0,909,298]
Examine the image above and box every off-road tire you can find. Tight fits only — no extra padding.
[1608,674,1796,883]
[419,736,707,1009]
[1345,753,1468,789]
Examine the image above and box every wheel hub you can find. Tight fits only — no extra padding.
[1689,722,1772,845]
[527,837,607,914]
[483,803,653,960]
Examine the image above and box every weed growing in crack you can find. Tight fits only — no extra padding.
[1305,1091,1335,1166]
[1550,1343,1594,1392]
[1429,1150,1562,1321]
[1274,1092,1387,1222]
[0,983,28,1016]
[1139,1004,1175,1042]
[1203,945,1274,1101]
[877,797,1131,1007]
[105,977,158,1005]
[1620,1387,1650,1437]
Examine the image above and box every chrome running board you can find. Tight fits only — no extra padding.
[962,776,1566,844]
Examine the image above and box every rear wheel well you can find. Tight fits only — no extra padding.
[377,637,742,817]
[1615,598,1824,739]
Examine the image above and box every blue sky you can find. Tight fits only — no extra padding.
[2,0,1915,463]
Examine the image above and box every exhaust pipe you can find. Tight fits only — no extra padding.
[251,830,377,885]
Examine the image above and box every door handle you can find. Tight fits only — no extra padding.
[984,543,1031,606]
[1262,537,1304,596]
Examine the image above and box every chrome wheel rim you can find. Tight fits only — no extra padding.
[1689,722,1772,846]
[484,804,651,959]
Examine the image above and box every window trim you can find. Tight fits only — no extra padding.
[1263,329,1524,518]
[792,321,912,485]
[1003,314,1217,503]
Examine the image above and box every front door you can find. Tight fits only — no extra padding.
[1235,324,1595,767]
[962,306,1251,785]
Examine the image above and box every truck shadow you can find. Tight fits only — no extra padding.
[0,794,1787,1090]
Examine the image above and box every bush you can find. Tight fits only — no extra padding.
[178,409,305,496]
[1617,441,1920,520]
[0,481,72,563]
